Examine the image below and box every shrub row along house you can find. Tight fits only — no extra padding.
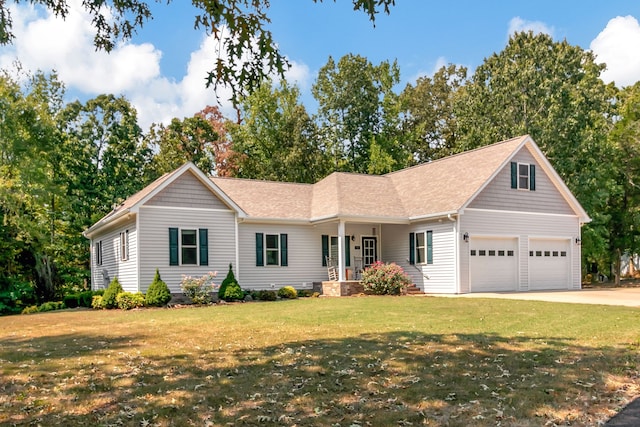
[84,135,590,295]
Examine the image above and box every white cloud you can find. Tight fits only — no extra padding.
[0,0,310,129]
[508,17,554,38]
[590,15,640,88]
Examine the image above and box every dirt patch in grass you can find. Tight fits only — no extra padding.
[0,298,638,426]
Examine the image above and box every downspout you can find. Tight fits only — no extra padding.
[448,214,460,294]
[235,214,240,282]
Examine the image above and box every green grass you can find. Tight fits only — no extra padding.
[1,296,639,426]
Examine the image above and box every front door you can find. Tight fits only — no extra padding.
[362,237,377,267]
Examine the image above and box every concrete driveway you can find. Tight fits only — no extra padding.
[430,287,640,307]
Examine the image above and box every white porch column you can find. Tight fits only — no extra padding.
[338,220,346,281]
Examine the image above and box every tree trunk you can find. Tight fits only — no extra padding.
[615,248,622,286]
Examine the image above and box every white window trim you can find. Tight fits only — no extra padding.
[265,233,280,266]
[518,162,530,190]
[415,231,433,265]
[180,228,199,266]
[120,230,129,261]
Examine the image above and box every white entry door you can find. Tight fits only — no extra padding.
[362,237,377,267]
[469,237,518,292]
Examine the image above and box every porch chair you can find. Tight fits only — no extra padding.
[326,256,338,281]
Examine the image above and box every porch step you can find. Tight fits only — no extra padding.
[405,284,425,295]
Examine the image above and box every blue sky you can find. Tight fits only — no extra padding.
[2,1,640,128]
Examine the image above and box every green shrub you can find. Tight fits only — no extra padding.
[218,264,243,301]
[180,272,216,304]
[92,295,104,309]
[37,301,66,312]
[116,292,146,310]
[277,286,297,299]
[21,305,39,314]
[78,291,94,307]
[257,290,277,301]
[63,293,79,308]
[102,277,124,309]
[297,289,313,298]
[361,261,411,295]
[146,269,171,307]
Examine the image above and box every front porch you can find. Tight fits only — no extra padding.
[313,280,425,297]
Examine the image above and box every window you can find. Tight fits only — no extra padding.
[544,251,551,257]
[95,241,103,266]
[560,251,567,257]
[507,250,514,256]
[330,236,339,261]
[120,230,129,261]
[168,228,208,266]
[266,234,280,266]
[536,251,542,257]
[181,229,197,265]
[479,250,486,256]
[518,163,530,189]
[498,250,505,256]
[530,250,534,257]
[511,162,536,191]
[257,233,288,267]
[409,231,432,265]
[553,251,559,257]
[488,250,496,256]
[470,250,477,256]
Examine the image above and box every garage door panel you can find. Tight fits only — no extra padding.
[529,239,570,290]
[470,238,518,292]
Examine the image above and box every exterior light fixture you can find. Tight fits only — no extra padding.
[463,232,469,243]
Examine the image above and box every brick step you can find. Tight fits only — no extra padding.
[405,284,425,295]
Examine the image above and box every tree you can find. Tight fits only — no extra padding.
[0,1,396,106]
[0,70,64,305]
[312,54,401,173]
[606,83,640,283]
[454,31,617,273]
[228,79,330,183]
[56,94,150,284]
[147,114,219,177]
[400,64,467,162]
[197,105,236,177]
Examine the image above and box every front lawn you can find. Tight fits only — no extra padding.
[1,297,639,426]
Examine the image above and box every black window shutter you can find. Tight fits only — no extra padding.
[280,234,288,266]
[169,228,178,266]
[510,162,517,189]
[427,230,433,264]
[530,164,536,191]
[321,235,329,266]
[409,232,415,265]
[199,228,208,266]
[256,233,264,266]
[345,236,351,267]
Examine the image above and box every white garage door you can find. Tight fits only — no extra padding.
[529,239,570,290]
[469,237,518,292]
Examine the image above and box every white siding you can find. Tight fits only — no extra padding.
[382,221,457,293]
[146,170,229,210]
[90,217,138,292]
[459,209,581,293]
[468,146,574,215]
[237,222,335,289]
[138,206,236,293]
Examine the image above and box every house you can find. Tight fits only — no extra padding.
[83,135,590,295]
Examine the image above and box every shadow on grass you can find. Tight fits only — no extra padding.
[1,330,637,426]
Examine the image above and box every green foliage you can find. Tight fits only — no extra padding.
[37,301,66,312]
[78,291,94,308]
[361,261,411,295]
[145,269,171,307]
[228,80,330,183]
[277,286,297,299]
[218,264,244,301]
[102,277,124,309]
[180,272,216,304]
[0,279,36,315]
[257,290,277,301]
[91,295,104,309]
[62,294,79,308]
[116,292,146,310]
[21,305,39,315]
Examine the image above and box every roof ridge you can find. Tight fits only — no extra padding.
[384,135,528,177]
[211,175,313,187]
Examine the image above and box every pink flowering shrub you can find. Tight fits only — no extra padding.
[361,261,411,295]
[180,271,217,304]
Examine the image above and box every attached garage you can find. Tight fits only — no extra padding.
[469,237,518,292]
[529,239,571,290]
